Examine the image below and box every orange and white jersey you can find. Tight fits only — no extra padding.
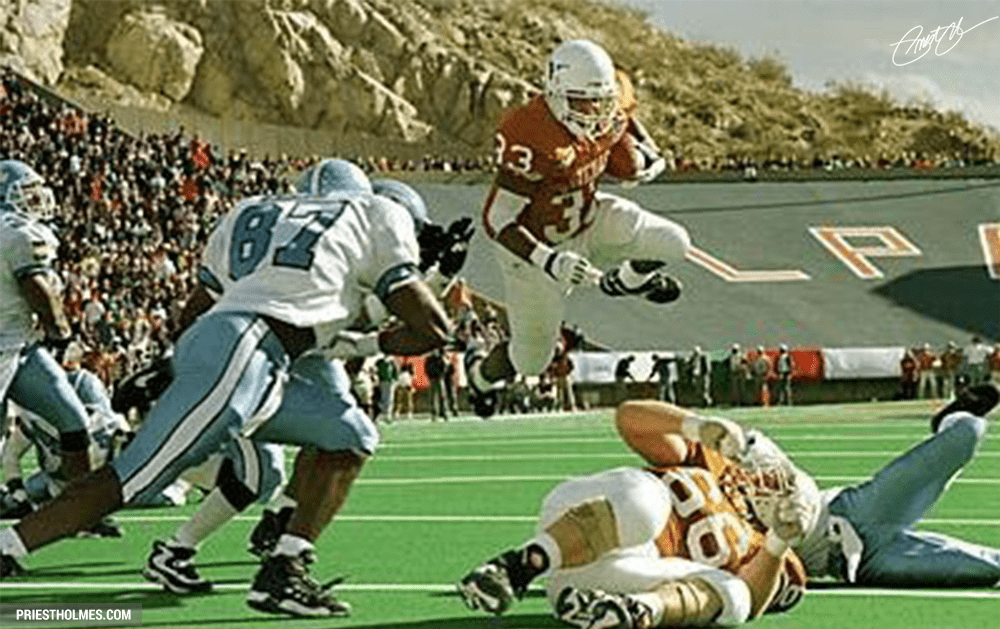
[483,72,639,246]
[648,442,768,573]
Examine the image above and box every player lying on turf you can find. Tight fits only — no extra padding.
[465,39,690,417]
[616,387,1000,589]
[0,161,465,619]
[459,413,812,628]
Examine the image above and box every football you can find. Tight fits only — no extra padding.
[605,132,643,180]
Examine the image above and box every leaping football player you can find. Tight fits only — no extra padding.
[466,39,691,416]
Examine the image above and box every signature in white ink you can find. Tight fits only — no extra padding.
[890,16,998,66]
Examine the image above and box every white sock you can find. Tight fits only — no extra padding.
[618,261,649,289]
[526,532,562,577]
[0,527,29,558]
[171,488,239,549]
[269,492,297,513]
[272,533,314,558]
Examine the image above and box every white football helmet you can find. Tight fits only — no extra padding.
[737,430,820,542]
[0,160,56,220]
[545,40,619,140]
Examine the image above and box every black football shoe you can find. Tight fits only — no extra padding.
[930,383,999,433]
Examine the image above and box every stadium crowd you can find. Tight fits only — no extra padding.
[3,63,998,411]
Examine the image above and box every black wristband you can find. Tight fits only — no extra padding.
[60,429,89,452]
[543,251,558,278]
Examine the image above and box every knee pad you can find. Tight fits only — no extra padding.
[215,457,257,511]
[545,499,620,568]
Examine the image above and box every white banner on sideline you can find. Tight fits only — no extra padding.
[571,351,680,384]
[822,347,905,379]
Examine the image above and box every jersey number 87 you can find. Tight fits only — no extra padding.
[229,200,348,280]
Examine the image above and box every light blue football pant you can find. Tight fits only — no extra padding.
[111,312,379,506]
[6,344,89,436]
[829,413,1000,586]
[20,437,285,508]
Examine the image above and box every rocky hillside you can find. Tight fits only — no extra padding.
[3,0,998,162]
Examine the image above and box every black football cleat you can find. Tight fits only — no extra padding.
[600,260,682,304]
[143,540,212,593]
[463,349,499,419]
[1,553,24,578]
[930,383,999,432]
[247,552,350,617]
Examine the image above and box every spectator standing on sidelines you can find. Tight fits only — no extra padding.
[425,349,450,421]
[395,363,415,420]
[964,336,991,385]
[688,345,712,408]
[917,343,940,400]
[774,344,795,406]
[726,344,747,407]
[442,352,459,417]
[900,348,919,400]
[941,341,963,399]
[549,342,576,412]
[648,353,678,404]
[614,355,636,405]
[374,355,398,423]
[750,346,772,407]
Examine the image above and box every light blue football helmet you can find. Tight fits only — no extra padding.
[0,160,56,219]
[294,159,372,197]
[370,179,429,236]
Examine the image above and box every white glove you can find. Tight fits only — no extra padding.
[635,156,666,183]
[546,251,602,287]
[681,415,746,459]
[621,139,666,187]
[319,330,381,360]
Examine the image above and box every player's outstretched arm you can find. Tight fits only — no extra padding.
[736,543,787,618]
[18,272,71,347]
[379,280,454,356]
[616,400,747,464]
[615,400,689,466]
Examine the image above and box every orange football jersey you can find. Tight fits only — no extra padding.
[484,70,638,246]
[648,442,807,613]
[651,442,804,566]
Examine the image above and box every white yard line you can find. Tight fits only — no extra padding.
[1,581,998,600]
[5,514,995,526]
[382,434,995,448]
[370,451,999,461]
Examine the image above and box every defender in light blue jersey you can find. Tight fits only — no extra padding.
[0,160,463,619]
[0,160,93,499]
